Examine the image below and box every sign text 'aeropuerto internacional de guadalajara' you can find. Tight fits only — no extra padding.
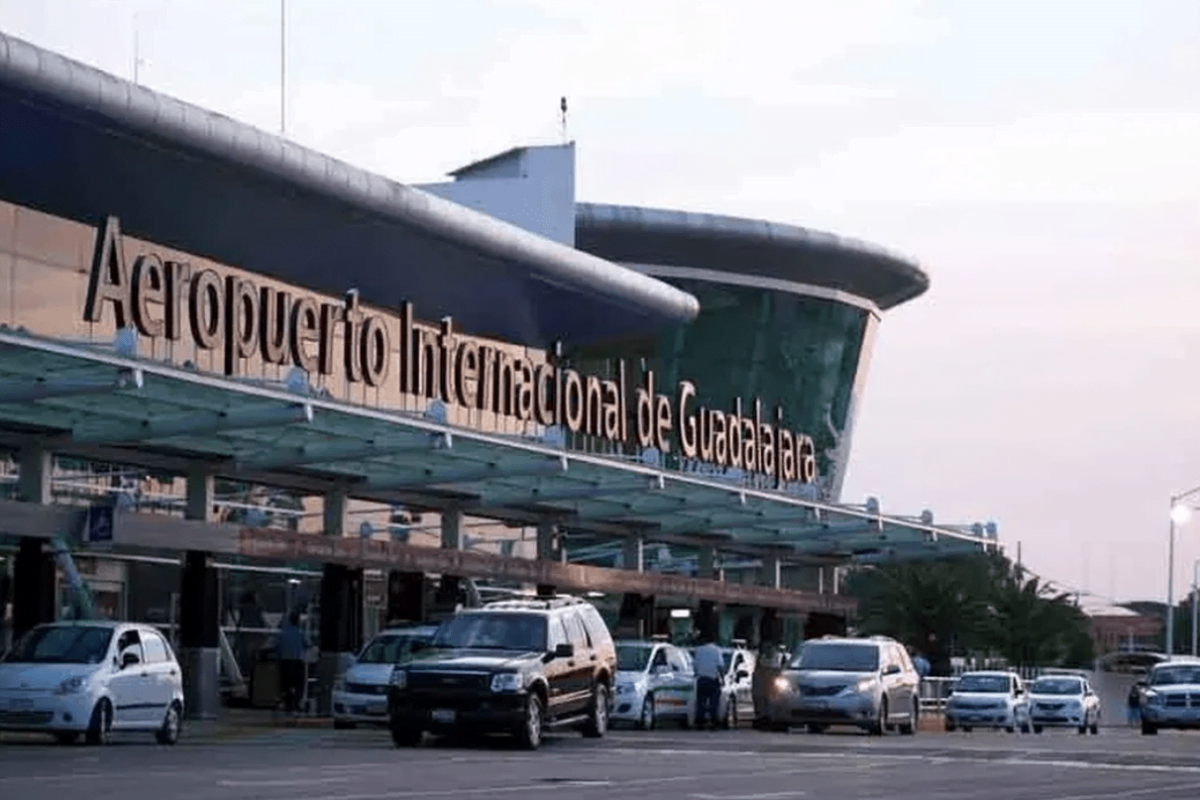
[81,216,817,484]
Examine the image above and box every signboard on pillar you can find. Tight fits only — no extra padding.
[82,503,114,545]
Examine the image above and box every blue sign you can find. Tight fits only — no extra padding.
[83,503,114,543]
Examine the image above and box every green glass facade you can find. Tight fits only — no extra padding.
[571,279,878,502]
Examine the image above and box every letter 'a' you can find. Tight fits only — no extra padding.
[83,216,130,328]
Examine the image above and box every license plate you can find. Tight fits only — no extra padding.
[968,714,982,721]
[7,699,33,711]
[809,700,828,710]
[367,702,387,715]
[431,709,456,724]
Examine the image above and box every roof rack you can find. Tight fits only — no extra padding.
[482,595,586,611]
[730,638,748,648]
[650,634,671,642]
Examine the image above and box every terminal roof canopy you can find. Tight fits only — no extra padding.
[0,332,994,566]
[0,32,698,348]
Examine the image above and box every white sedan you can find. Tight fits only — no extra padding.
[0,621,184,745]
[1029,674,1100,734]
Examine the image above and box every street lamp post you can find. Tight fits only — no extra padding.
[1167,485,1200,656]
[1192,558,1200,657]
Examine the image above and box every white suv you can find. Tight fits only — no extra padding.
[0,621,184,745]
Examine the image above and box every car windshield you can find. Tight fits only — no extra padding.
[791,642,879,672]
[617,645,654,672]
[357,631,433,664]
[956,675,1011,693]
[431,613,547,651]
[2,625,114,664]
[1152,666,1200,686]
[1030,678,1083,695]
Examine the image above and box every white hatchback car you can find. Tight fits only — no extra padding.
[0,621,184,745]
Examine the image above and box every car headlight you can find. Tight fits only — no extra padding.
[55,676,86,695]
[773,676,793,693]
[851,678,877,694]
[1145,692,1162,706]
[333,676,346,693]
[616,683,633,695]
[491,672,526,693]
[390,668,407,689]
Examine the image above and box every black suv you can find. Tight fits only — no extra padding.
[386,595,617,750]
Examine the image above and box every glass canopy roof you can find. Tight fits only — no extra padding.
[0,329,996,565]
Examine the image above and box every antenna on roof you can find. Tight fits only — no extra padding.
[132,14,145,85]
[560,96,568,143]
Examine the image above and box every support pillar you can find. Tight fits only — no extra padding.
[760,608,782,647]
[760,555,782,590]
[318,564,363,714]
[535,521,559,597]
[386,571,427,624]
[622,536,644,572]
[435,509,464,612]
[185,470,215,523]
[12,538,54,642]
[697,547,720,581]
[16,446,51,504]
[323,489,347,536]
[179,550,220,720]
[696,600,718,642]
[617,593,656,639]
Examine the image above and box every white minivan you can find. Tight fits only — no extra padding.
[0,621,184,745]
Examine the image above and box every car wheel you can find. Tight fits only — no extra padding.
[84,699,112,746]
[945,720,957,732]
[333,720,357,730]
[517,693,544,750]
[1141,721,1158,736]
[869,698,887,736]
[806,723,828,734]
[390,725,422,748]
[582,684,609,738]
[1006,724,1017,733]
[53,732,78,746]
[155,702,182,746]
[637,694,656,730]
[1033,725,1043,734]
[961,726,973,733]
[899,699,918,735]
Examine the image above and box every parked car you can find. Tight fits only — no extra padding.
[1138,657,1200,735]
[332,624,437,729]
[760,635,920,735]
[0,621,183,745]
[386,594,616,750]
[944,671,1032,733]
[1027,674,1101,734]
[687,641,756,728]
[612,638,695,729]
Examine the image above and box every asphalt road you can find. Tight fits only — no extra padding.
[4,724,1200,800]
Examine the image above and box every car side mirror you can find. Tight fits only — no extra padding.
[121,651,140,669]
[1136,681,1148,689]
[736,670,749,682]
[884,664,901,676]
[552,643,574,660]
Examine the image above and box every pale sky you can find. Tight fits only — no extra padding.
[2,0,1198,603]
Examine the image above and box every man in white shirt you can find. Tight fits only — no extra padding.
[692,633,724,729]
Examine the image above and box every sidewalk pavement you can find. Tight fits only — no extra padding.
[183,707,336,741]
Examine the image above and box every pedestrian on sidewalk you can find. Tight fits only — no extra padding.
[276,611,310,722]
[1127,682,1142,727]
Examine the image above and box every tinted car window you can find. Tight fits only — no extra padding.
[432,613,547,651]
[358,631,433,664]
[562,613,587,647]
[792,642,880,672]
[1031,678,1083,695]
[142,632,169,663]
[578,605,613,648]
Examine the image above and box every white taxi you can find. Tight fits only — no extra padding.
[0,621,184,745]
[611,639,695,729]
[332,625,437,729]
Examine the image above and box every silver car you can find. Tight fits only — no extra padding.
[761,636,920,735]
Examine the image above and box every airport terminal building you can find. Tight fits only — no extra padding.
[0,31,997,717]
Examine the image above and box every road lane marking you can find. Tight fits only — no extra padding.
[691,793,807,799]
[218,777,355,788]
[1040,781,1200,800]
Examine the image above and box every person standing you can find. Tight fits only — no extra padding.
[692,633,724,730]
[276,611,310,721]
[1127,682,1142,727]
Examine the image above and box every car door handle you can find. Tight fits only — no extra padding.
[139,671,149,677]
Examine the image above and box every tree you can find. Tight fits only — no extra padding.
[843,551,1095,672]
